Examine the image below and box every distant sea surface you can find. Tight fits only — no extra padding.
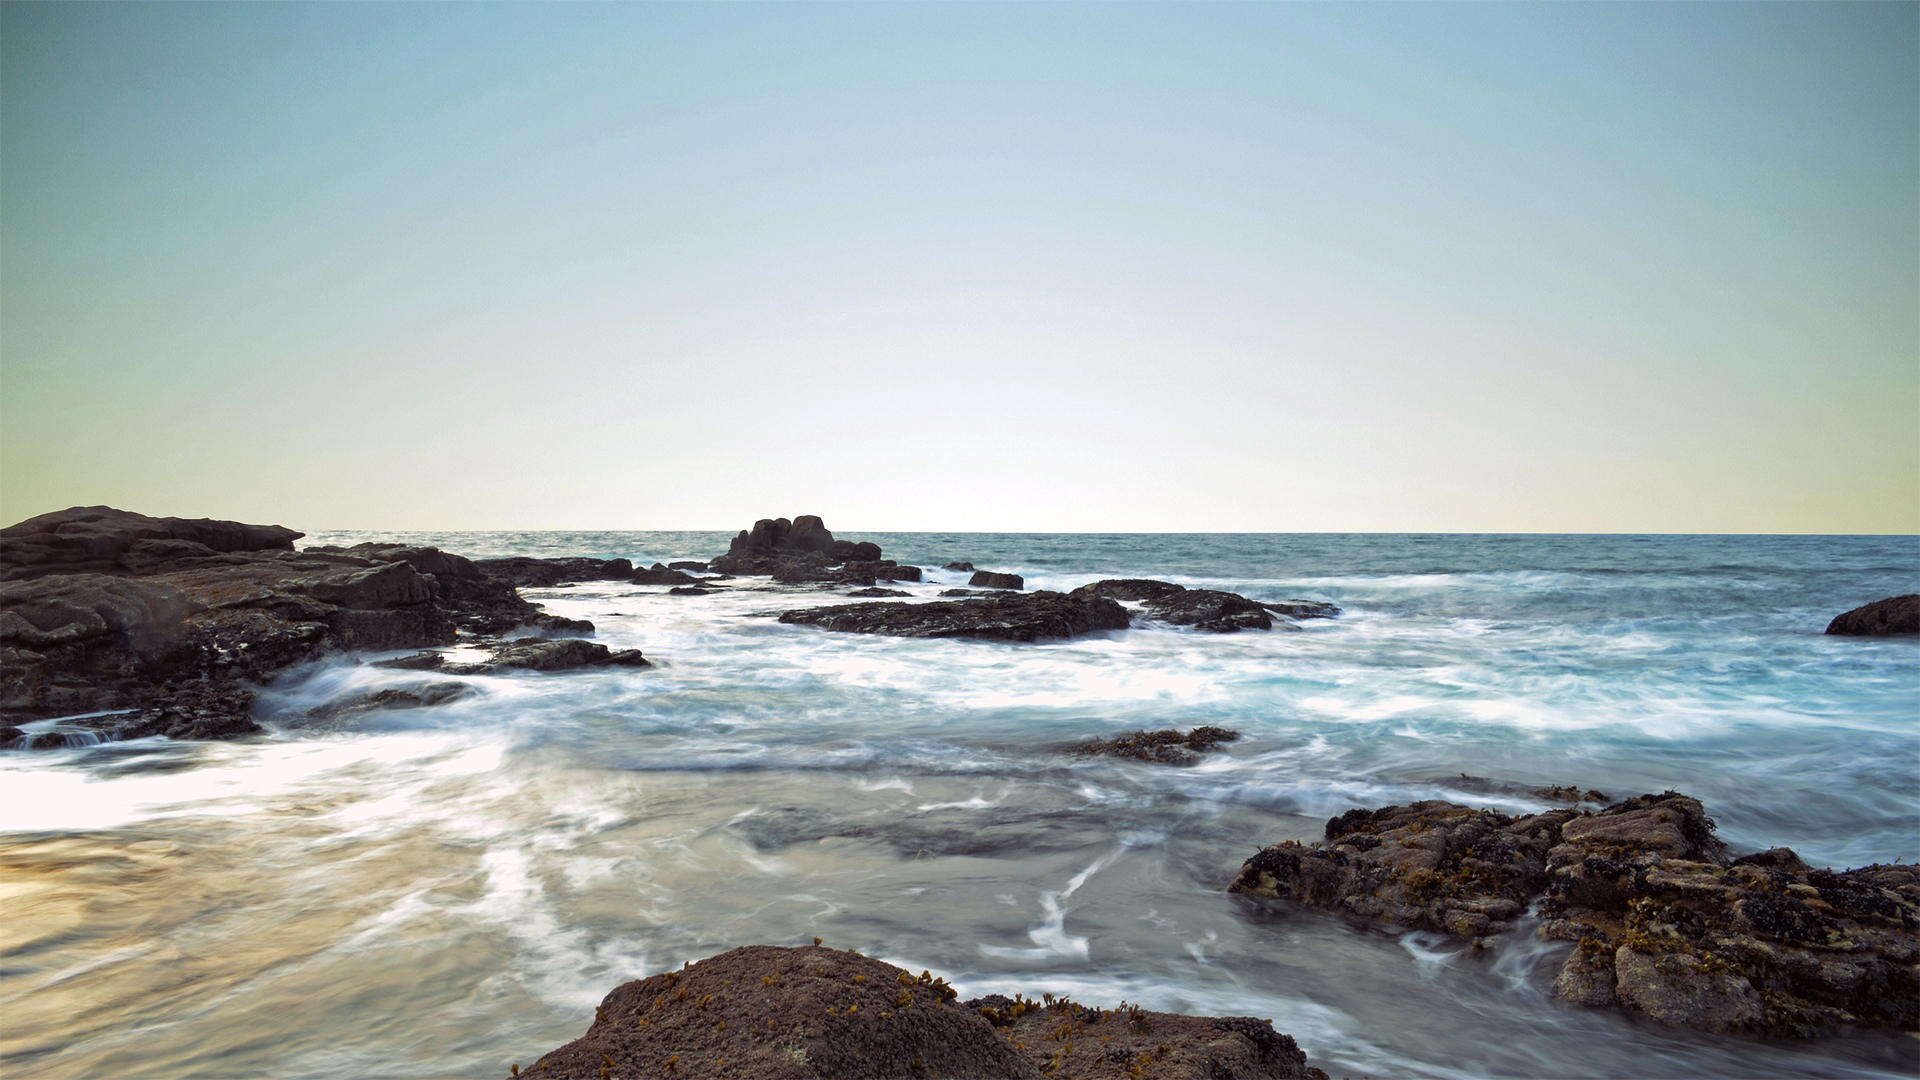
[4,533,1916,1078]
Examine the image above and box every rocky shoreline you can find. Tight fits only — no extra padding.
[0,509,1352,747]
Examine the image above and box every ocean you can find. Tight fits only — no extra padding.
[3,532,1915,1078]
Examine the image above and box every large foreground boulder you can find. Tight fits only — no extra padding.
[1229,792,1919,1038]
[524,944,1317,1080]
[1826,595,1920,636]
[779,591,1129,642]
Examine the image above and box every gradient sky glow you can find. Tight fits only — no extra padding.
[3,2,1915,533]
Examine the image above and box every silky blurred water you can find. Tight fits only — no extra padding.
[3,533,1916,1078]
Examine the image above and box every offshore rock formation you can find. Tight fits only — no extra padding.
[1229,792,1918,1038]
[779,591,1129,642]
[0,507,608,744]
[1825,594,1920,636]
[524,944,1318,1080]
[708,515,911,586]
[968,570,1025,590]
[1073,580,1339,633]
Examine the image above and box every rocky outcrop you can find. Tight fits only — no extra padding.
[846,587,911,598]
[1073,580,1319,633]
[968,570,1024,590]
[1230,801,1574,940]
[524,944,1317,1080]
[708,516,896,584]
[472,557,634,588]
[0,508,610,744]
[1229,792,1919,1038]
[778,591,1130,642]
[1076,726,1240,765]
[0,504,301,580]
[942,561,974,572]
[1826,595,1920,636]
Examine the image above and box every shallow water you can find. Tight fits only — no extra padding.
[3,533,1916,1078]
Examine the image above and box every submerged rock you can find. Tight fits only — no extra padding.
[304,681,468,721]
[778,591,1129,642]
[1825,595,1920,636]
[1076,726,1241,765]
[445,637,649,674]
[1230,791,1920,1038]
[846,587,911,598]
[524,944,1317,1080]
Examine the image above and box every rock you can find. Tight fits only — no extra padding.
[305,681,467,721]
[1075,579,1188,602]
[1074,580,1317,633]
[668,561,709,572]
[1262,599,1341,619]
[834,540,882,562]
[942,561,974,572]
[778,591,1130,642]
[967,570,1024,590]
[1230,801,1574,939]
[0,508,605,737]
[1612,948,1764,1033]
[846,587,911,598]
[1142,589,1272,632]
[1230,789,1920,1038]
[524,944,1315,1080]
[528,944,1039,1080]
[1076,726,1240,765]
[785,515,836,554]
[372,652,445,671]
[0,505,300,580]
[1826,595,1920,636]
[446,638,650,674]
[471,557,634,588]
[873,564,922,583]
[938,589,982,597]
[633,567,700,586]
[669,587,717,596]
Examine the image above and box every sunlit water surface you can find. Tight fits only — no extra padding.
[3,533,1916,1078]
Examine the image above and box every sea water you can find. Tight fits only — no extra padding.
[2,533,1915,1078]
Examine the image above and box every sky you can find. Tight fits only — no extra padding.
[2,2,1915,534]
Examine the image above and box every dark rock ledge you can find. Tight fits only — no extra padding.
[0,506,648,747]
[1826,595,1919,636]
[1228,792,1918,1038]
[520,943,1322,1080]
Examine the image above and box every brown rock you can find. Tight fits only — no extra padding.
[1612,948,1764,1033]
[968,570,1024,590]
[1825,594,1920,636]
[523,945,1315,1080]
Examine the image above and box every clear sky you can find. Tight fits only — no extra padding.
[2,2,1914,533]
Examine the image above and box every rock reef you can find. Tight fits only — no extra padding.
[1228,792,1918,1037]
[524,944,1317,1080]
